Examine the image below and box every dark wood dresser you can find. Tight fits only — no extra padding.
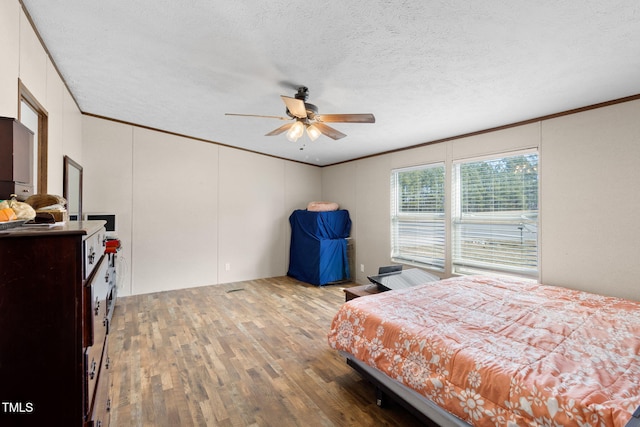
[0,221,117,426]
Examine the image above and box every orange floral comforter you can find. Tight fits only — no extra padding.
[327,276,640,426]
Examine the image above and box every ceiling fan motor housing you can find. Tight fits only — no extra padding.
[294,86,309,100]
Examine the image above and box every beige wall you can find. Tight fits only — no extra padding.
[0,0,82,198]
[0,1,20,116]
[539,100,640,299]
[322,100,640,301]
[131,128,219,295]
[82,116,322,295]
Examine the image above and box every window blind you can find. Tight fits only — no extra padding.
[452,152,538,277]
[391,163,445,270]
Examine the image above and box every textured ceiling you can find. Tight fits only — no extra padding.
[21,0,640,166]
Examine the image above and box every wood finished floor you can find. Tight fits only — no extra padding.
[108,276,425,426]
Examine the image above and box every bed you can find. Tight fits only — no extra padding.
[327,275,640,426]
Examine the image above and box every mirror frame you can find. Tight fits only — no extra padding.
[63,155,83,221]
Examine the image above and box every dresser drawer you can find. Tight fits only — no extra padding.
[105,270,117,333]
[84,227,106,279]
[85,255,110,348]
[84,341,103,417]
[86,340,110,424]
[89,373,111,427]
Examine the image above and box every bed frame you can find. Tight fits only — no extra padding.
[343,352,469,426]
[343,352,640,427]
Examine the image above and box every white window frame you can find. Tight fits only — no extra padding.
[452,149,539,278]
[390,163,446,271]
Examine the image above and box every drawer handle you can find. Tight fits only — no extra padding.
[89,359,97,380]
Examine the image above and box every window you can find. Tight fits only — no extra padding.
[452,151,538,277]
[391,163,445,270]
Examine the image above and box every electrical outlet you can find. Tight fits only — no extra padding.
[360,264,365,273]
[225,263,231,271]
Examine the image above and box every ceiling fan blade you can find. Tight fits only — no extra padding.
[280,96,307,119]
[265,122,295,136]
[312,122,346,140]
[225,113,290,120]
[315,113,376,123]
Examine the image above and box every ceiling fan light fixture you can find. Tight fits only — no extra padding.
[286,121,304,142]
[227,86,375,142]
[306,124,321,141]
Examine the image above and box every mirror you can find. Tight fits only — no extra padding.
[63,156,83,221]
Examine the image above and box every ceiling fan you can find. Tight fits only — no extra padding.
[225,86,375,142]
